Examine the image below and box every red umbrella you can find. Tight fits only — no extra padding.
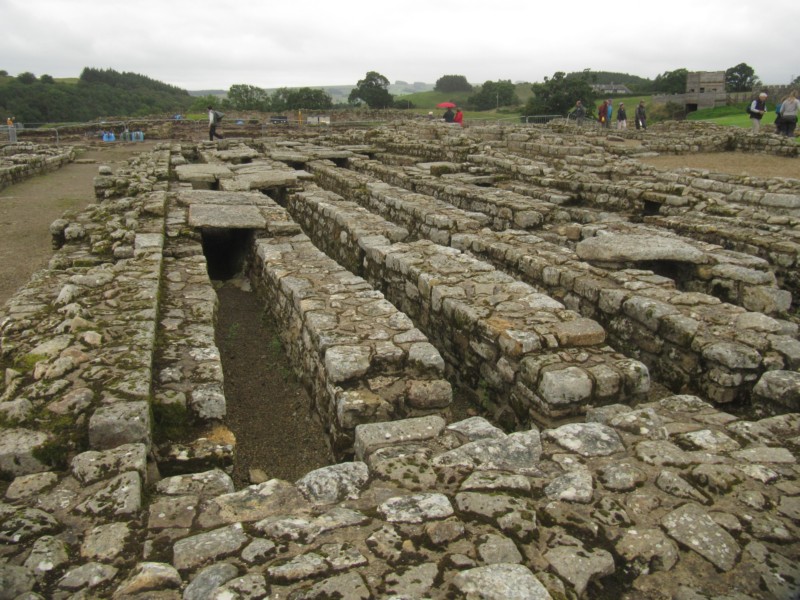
[436,102,456,108]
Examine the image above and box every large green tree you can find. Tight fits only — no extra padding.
[725,63,761,92]
[226,84,271,111]
[525,71,597,116]
[467,80,518,111]
[435,75,473,93]
[348,71,393,108]
[653,68,688,94]
[284,87,333,110]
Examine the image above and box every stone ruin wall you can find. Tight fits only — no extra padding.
[0,120,798,598]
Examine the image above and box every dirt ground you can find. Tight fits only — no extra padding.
[215,282,333,487]
[0,141,159,305]
[0,143,796,487]
[639,151,800,179]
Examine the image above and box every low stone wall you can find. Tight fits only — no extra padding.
[307,160,491,244]
[287,184,410,275]
[0,143,75,192]
[364,238,650,428]
[247,234,452,458]
[286,150,797,407]
[151,205,234,475]
[453,228,800,405]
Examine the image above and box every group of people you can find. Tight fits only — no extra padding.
[598,99,647,129]
[570,100,647,129]
[749,91,799,137]
[442,106,464,126]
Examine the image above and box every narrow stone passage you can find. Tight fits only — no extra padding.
[215,279,332,487]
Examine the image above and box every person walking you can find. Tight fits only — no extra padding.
[616,102,627,130]
[778,91,799,137]
[774,100,785,135]
[572,100,586,127]
[453,108,464,127]
[598,100,608,127]
[207,105,224,141]
[443,107,455,123]
[748,92,768,133]
[605,99,613,129]
[635,101,647,130]
[6,116,16,142]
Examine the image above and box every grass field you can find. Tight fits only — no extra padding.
[686,103,785,129]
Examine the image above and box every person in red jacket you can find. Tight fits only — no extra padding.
[454,108,464,127]
[598,100,608,126]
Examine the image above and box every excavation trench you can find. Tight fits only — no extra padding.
[204,230,333,488]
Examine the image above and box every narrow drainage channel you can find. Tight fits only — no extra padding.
[214,279,333,488]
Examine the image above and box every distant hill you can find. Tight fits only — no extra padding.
[189,81,435,105]
[1,68,193,122]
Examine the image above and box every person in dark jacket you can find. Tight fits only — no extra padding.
[616,102,627,129]
[207,105,224,141]
[635,101,647,130]
[748,92,768,133]
[443,107,455,123]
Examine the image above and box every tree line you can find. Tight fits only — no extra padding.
[1,63,795,123]
[0,68,194,123]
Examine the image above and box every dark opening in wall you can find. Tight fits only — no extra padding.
[642,199,662,216]
[640,260,683,284]
[262,187,288,208]
[200,227,254,280]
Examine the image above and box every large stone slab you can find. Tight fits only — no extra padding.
[188,204,267,229]
[575,234,708,264]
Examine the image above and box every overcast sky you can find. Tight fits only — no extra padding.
[3,0,797,91]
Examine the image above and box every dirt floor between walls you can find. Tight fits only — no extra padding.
[0,142,795,487]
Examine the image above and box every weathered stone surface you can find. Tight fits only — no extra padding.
[615,528,679,575]
[57,562,118,591]
[112,562,182,597]
[661,502,740,571]
[544,470,594,503]
[451,564,553,600]
[295,462,370,504]
[432,429,543,474]
[73,471,142,518]
[576,234,707,264]
[88,401,151,450]
[753,370,800,412]
[172,523,249,571]
[0,564,36,598]
[545,545,615,596]
[543,422,625,456]
[0,429,50,476]
[71,443,148,485]
[197,479,310,528]
[81,522,131,562]
[183,563,239,600]
[379,492,454,523]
